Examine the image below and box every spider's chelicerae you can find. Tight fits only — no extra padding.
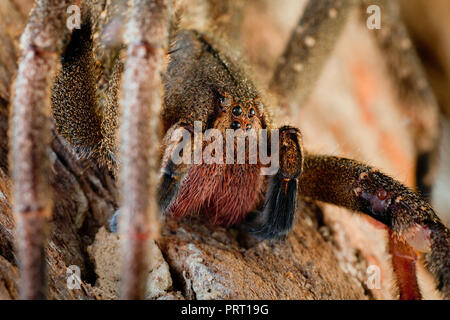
[9,0,449,300]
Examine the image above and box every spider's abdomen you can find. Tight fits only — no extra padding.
[167,163,263,226]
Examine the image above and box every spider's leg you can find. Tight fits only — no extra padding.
[357,0,442,299]
[95,0,128,171]
[299,154,450,299]
[270,0,356,108]
[158,123,194,214]
[359,0,440,200]
[388,229,422,300]
[11,0,73,299]
[51,2,103,160]
[246,126,303,239]
[119,0,173,300]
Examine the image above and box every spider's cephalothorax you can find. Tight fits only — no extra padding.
[9,0,450,300]
[158,30,302,227]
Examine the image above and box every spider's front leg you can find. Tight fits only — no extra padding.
[299,154,450,299]
[118,0,173,300]
[11,0,73,299]
[246,126,303,239]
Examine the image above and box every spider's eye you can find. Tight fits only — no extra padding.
[220,96,232,109]
[249,108,256,117]
[247,124,252,131]
[231,121,241,130]
[232,106,242,116]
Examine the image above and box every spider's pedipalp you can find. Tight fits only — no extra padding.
[119,0,173,300]
[247,126,304,239]
[11,0,73,300]
[158,122,194,214]
[299,155,450,299]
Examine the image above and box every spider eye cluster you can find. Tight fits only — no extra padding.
[218,94,259,131]
[230,105,256,131]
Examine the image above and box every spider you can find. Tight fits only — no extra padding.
[9,0,449,300]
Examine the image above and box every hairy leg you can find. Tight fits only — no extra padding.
[51,2,103,159]
[270,0,356,108]
[299,154,450,299]
[359,0,441,199]
[94,0,128,171]
[119,0,173,300]
[11,0,73,299]
[388,229,422,299]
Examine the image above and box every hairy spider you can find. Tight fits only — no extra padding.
[9,0,449,300]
